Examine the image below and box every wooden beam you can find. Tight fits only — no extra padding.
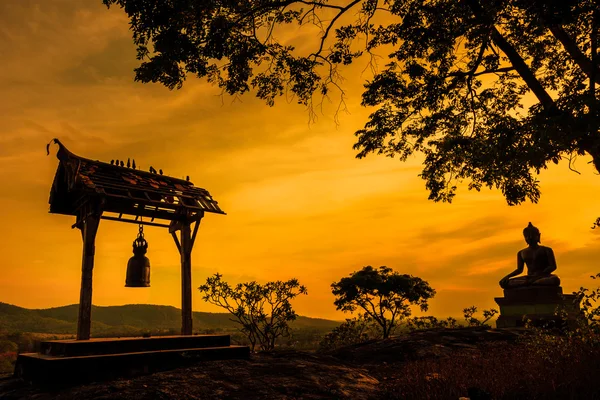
[171,231,182,255]
[190,213,203,248]
[76,207,101,340]
[169,219,184,234]
[101,216,170,228]
[105,208,175,221]
[180,222,193,335]
[86,179,209,210]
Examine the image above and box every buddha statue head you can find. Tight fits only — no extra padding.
[523,222,541,246]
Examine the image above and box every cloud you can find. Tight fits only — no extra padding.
[58,36,139,86]
[415,216,526,245]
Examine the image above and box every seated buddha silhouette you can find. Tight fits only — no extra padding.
[499,222,560,289]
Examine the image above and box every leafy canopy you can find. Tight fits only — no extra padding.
[331,266,435,338]
[198,273,308,352]
[104,0,599,207]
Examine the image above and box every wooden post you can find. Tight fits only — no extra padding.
[76,211,101,340]
[180,221,193,335]
[170,213,203,336]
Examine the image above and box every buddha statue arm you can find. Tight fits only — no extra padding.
[499,252,525,286]
[542,247,557,275]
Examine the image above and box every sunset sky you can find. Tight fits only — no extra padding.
[1,0,599,322]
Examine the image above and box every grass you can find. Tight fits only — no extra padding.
[377,334,600,400]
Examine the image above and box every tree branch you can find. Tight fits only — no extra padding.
[548,25,600,85]
[464,0,557,113]
[236,0,349,26]
[446,66,516,79]
[312,0,362,58]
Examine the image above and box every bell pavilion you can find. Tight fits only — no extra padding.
[13,139,249,385]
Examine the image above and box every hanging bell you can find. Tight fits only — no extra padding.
[125,225,151,287]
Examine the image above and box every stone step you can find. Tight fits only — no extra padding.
[39,334,231,357]
[15,344,250,385]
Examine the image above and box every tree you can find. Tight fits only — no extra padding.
[198,273,308,351]
[331,266,435,338]
[104,0,599,209]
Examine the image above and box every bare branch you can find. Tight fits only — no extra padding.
[312,0,363,58]
[568,152,582,174]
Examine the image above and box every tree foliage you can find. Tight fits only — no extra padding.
[105,0,599,207]
[331,266,435,338]
[575,273,600,333]
[198,273,308,351]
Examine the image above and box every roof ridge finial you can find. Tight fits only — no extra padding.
[46,137,70,156]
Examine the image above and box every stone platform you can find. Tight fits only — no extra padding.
[494,286,582,328]
[14,335,250,385]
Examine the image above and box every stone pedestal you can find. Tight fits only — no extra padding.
[494,286,582,328]
[14,335,250,385]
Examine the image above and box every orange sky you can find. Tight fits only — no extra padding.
[1,1,599,322]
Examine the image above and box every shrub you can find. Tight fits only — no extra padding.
[0,340,17,353]
[519,273,600,365]
[318,314,379,352]
[198,274,307,352]
[405,316,459,331]
[0,350,16,374]
[462,306,498,327]
[575,273,600,333]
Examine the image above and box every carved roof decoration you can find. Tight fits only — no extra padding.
[48,139,225,225]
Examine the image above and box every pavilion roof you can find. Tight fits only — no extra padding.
[48,139,224,225]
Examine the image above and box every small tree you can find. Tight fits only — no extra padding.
[463,306,499,327]
[198,273,308,352]
[331,266,436,339]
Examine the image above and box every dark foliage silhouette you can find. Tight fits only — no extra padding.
[198,273,308,351]
[331,266,435,338]
[104,0,599,212]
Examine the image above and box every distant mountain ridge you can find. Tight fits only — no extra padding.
[0,302,340,335]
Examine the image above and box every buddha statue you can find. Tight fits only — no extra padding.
[499,222,561,289]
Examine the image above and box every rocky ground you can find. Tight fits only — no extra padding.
[0,327,537,400]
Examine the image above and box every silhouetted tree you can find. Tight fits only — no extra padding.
[331,266,435,338]
[198,273,307,351]
[104,0,599,210]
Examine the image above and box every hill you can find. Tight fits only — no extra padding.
[0,302,340,336]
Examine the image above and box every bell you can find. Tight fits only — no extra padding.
[125,225,151,287]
